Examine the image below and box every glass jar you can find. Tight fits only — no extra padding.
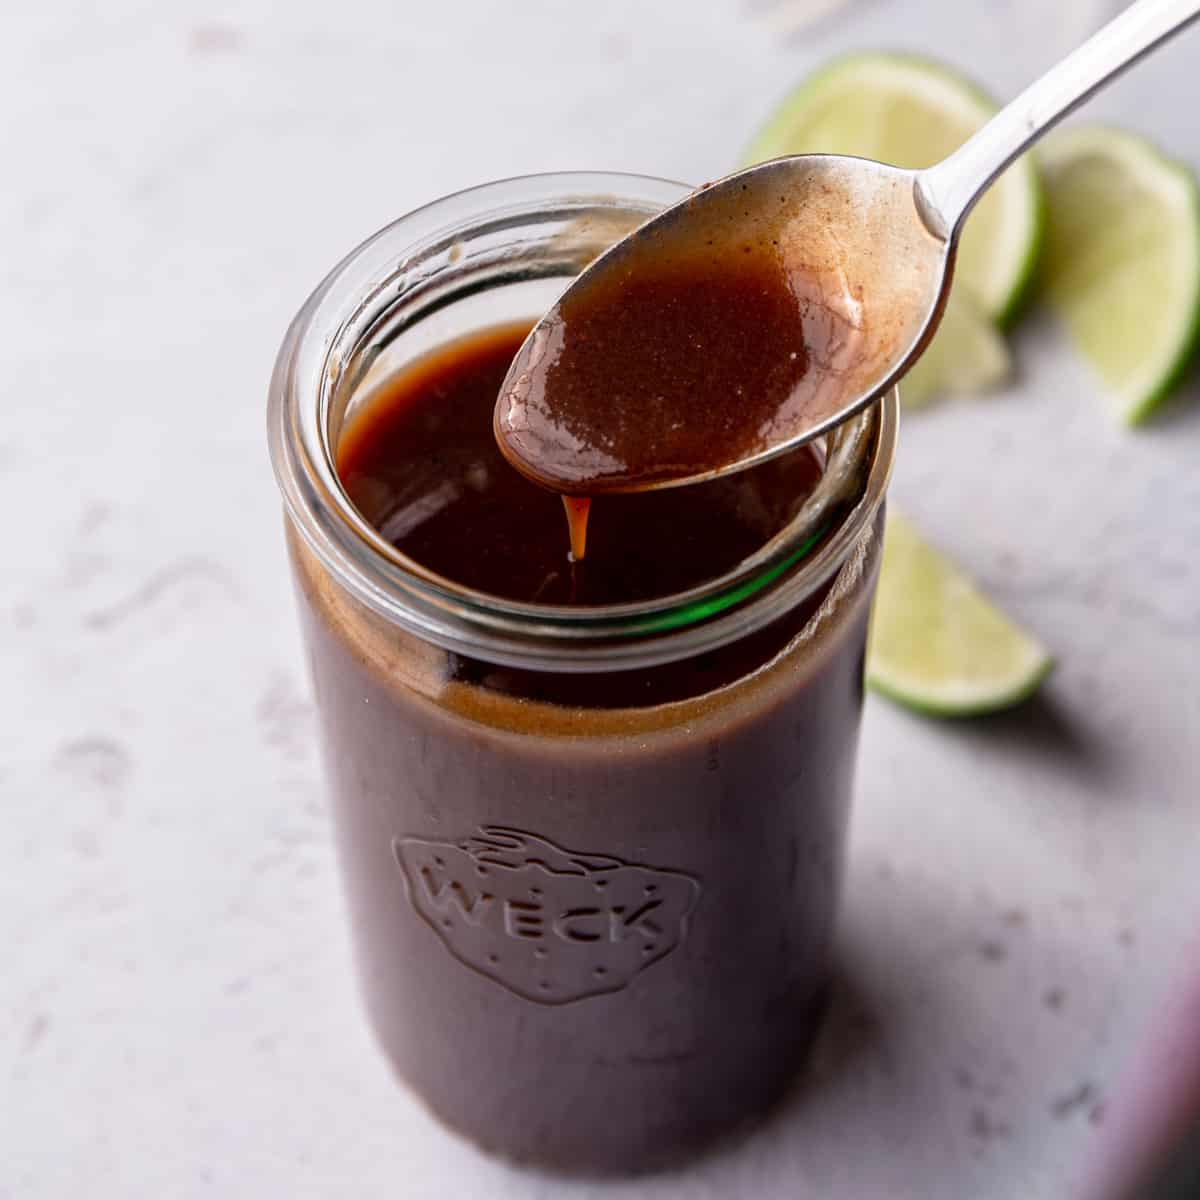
[268,173,897,1174]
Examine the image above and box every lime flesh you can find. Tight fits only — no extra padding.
[900,286,1012,408]
[1041,125,1200,424]
[867,510,1052,716]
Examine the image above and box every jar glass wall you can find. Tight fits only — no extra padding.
[269,173,897,1174]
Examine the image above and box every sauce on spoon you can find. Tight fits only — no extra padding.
[493,175,905,559]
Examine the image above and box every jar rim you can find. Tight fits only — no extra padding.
[268,171,897,672]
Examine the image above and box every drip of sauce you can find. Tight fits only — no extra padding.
[561,495,591,562]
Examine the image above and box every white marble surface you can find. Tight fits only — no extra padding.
[4,1,1200,1196]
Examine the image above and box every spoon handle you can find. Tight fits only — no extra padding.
[919,0,1200,238]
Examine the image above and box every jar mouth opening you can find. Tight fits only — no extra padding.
[269,171,897,670]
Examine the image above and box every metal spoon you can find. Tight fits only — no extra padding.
[496,0,1200,494]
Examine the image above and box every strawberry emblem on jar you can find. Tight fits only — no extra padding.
[394,826,701,1004]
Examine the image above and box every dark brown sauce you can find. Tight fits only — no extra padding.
[303,299,882,1176]
[337,321,824,608]
[494,181,869,498]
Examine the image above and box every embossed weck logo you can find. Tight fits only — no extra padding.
[394,826,700,1004]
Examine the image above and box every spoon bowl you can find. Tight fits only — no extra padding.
[495,154,947,492]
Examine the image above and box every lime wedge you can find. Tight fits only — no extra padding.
[867,510,1052,716]
[901,286,1012,408]
[1040,126,1200,424]
[741,52,1044,324]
